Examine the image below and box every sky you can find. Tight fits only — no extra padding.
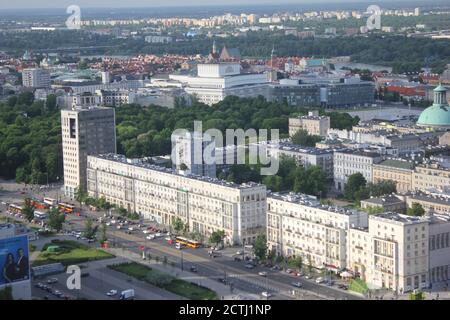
[0,0,422,10]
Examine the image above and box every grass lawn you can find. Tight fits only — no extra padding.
[109,262,218,300]
[349,278,369,294]
[32,240,115,267]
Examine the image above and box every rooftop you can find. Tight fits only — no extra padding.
[374,159,416,170]
[90,154,264,191]
[268,192,365,217]
[361,194,404,206]
[371,212,428,225]
[275,142,334,155]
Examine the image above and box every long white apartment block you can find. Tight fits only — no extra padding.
[86,154,267,245]
[267,192,368,271]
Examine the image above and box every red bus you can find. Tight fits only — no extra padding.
[30,199,49,210]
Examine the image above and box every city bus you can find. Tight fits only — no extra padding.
[8,204,23,214]
[58,203,75,214]
[30,199,49,210]
[175,237,201,249]
[43,197,57,207]
[34,211,48,220]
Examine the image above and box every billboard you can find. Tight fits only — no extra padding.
[0,235,30,285]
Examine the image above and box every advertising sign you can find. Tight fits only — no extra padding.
[0,235,30,285]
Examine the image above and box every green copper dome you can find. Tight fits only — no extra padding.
[417,84,450,128]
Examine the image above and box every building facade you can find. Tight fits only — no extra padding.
[61,107,117,197]
[22,68,50,88]
[267,193,368,271]
[333,150,382,191]
[372,159,415,193]
[288,112,330,137]
[86,154,267,245]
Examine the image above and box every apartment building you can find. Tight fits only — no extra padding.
[86,154,267,245]
[412,162,450,193]
[288,111,330,137]
[404,192,450,216]
[333,149,382,191]
[22,68,50,88]
[348,213,430,293]
[95,89,136,107]
[61,107,116,197]
[268,142,334,179]
[372,159,415,193]
[360,194,406,214]
[267,193,368,271]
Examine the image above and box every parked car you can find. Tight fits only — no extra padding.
[338,284,348,290]
[291,282,303,288]
[46,278,58,284]
[143,229,151,234]
[146,235,155,240]
[286,269,293,274]
[261,291,272,298]
[244,264,255,269]
[233,256,242,262]
[236,250,243,255]
[304,275,312,280]
[315,277,325,284]
[190,266,198,273]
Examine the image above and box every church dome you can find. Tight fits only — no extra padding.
[417,84,450,128]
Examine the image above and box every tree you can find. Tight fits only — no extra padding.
[46,94,57,113]
[75,187,88,209]
[172,217,185,235]
[408,203,425,217]
[22,199,35,222]
[47,208,65,232]
[291,129,321,147]
[100,223,107,243]
[83,218,96,239]
[209,230,225,247]
[344,173,367,201]
[254,234,267,261]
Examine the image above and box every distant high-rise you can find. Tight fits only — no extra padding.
[22,68,50,88]
[61,106,117,197]
[171,130,216,178]
[101,71,111,84]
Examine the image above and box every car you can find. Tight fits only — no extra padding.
[233,256,242,262]
[106,289,118,296]
[154,233,162,238]
[52,289,62,297]
[106,222,111,226]
[244,264,255,269]
[143,229,151,234]
[190,266,198,273]
[146,235,155,240]
[338,284,348,290]
[258,272,267,277]
[325,280,335,286]
[217,277,226,284]
[165,236,172,241]
[261,291,272,298]
[315,277,325,284]
[285,268,293,274]
[304,275,312,280]
[291,282,303,288]
[87,238,95,243]
[271,265,281,271]
[128,227,135,231]
[34,283,43,288]
[46,278,58,284]
[236,250,243,255]
[116,225,122,229]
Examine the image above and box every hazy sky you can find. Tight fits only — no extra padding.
[0,0,419,10]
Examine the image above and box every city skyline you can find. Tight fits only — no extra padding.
[0,0,431,10]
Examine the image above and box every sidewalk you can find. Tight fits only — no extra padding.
[106,247,259,300]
